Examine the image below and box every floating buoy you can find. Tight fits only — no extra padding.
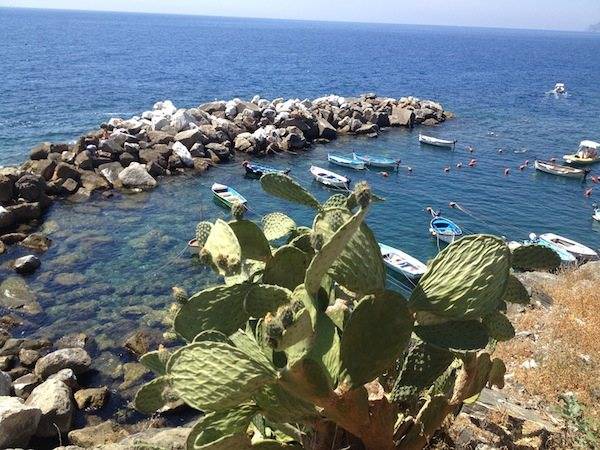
[498,148,504,154]
[524,160,529,165]
[407,167,413,173]
[504,168,510,176]
[379,171,389,177]
[456,162,463,168]
[444,166,450,173]
[585,188,593,197]
[519,165,526,171]
[468,159,477,167]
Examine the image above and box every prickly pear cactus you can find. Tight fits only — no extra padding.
[322,193,350,210]
[409,235,511,319]
[195,221,213,248]
[262,212,297,241]
[260,173,320,209]
[511,244,562,272]
[482,311,515,342]
[414,320,490,351]
[229,219,272,262]
[201,219,242,276]
[263,245,311,291]
[502,274,530,304]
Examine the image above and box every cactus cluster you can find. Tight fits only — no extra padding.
[135,173,530,450]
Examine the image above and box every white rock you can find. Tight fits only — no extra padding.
[118,163,157,189]
[26,379,73,437]
[171,109,197,132]
[99,162,124,185]
[35,348,92,379]
[521,359,538,370]
[0,372,11,396]
[107,117,122,127]
[257,99,270,109]
[251,95,261,104]
[172,142,194,167]
[141,110,154,120]
[153,100,177,116]
[0,396,42,448]
[151,114,170,131]
[225,100,238,119]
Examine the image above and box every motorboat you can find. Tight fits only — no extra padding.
[563,141,600,165]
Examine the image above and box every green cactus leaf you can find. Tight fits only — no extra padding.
[340,290,413,388]
[263,245,311,291]
[488,358,506,389]
[260,173,320,209]
[275,307,313,351]
[415,320,490,351]
[502,275,530,304]
[196,221,214,249]
[254,383,318,423]
[193,330,233,344]
[186,403,257,450]
[322,194,350,210]
[244,284,292,318]
[400,394,450,447]
[262,213,297,241]
[134,377,169,415]
[140,349,170,376]
[391,341,455,404]
[227,220,272,262]
[305,207,367,296]
[288,233,313,254]
[168,341,276,411]
[174,283,252,341]
[409,235,511,320]
[230,329,273,369]
[325,299,350,331]
[511,244,562,272]
[202,219,242,276]
[463,352,493,404]
[482,311,515,342]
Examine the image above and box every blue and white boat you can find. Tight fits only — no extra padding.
[379,243,427,281]
[242,161,290,178]
[327,153,366,170]
[211,183,248,209]
[353,153,400,170]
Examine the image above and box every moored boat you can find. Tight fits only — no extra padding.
[538,233,599,262]
[510,234,578,266]
[534,160,589,179]
[430,217,463,243]
[419,133,456,149]
[593,207,600,222]
[563,140,600,165]
[211,183,248,209]
[553,82,566,95]
[309,166,350,189]
[353,153,400,170]
[242,161,290,178]
[379,243,427,281]
[327,154,366,170]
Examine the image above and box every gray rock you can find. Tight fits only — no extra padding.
[14,255,41,274]
[0,396,42,448]
[56,333,88,349]
[25,159,57,181]
[34,348,91,379]
[18,348,41,367]
[68,420,128,447]
[0,206,15,229]
[147,130,174,145]
[317,118,337,141]
[0,371,11,396]
[30,143,51,160]
[0,277,41,315]
[47,368,78,390]
[99,162,124,186]
[174,128,203,149]
[74,386,109,410]
[19,233,51,252]
[80,171,111,192]
[75,150,94,170]
[118,427,191,450]
[172,141,194,167]
[14,173,46,202]
[26,378,73,437]
[119,152,137,167]
[0,175,14,203]
[13,373,41,398]
[6,201,42,222]
[118,163,157,189]
[54,162,81,182]
[389,106,415,127]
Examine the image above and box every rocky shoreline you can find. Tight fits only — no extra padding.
[0,93,451,264]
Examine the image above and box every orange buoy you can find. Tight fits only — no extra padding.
[504,168,510,176]
[585,188,593,197]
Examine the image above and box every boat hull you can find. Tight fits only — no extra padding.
[429,217,463,243]
[328,155,366,170]
[539,233,599,262]
[419,134,456,148]
[310,166,349,189]
[534,160,587,179]
[563,155,600,165]
[353,153,399,169]
[211,183,248,210]
[244,164,290,178]
[379,243,427,281]
[188,239,199,255]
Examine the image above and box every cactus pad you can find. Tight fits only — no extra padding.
[260,173,320,209]
[195,221,213,249]
[488,358,506,389]
[140,349,170,376]
[173,283,252,341]
[193,330,233,344]
[262,212,297,241]
[202,219,242,276]
[230,329,273,368]
[340,290,413,388]
[482,311,515,342]
[414,320,490,351]
[391,341,454,404]
[168,341,276,411]
[134,377,169,414]
[409,235,511,319]
[502,275,530,304]
[322,193,350,210]
[187,403,257,450]
[229,219,272,262]
[254,383,318,423]
[263,245,311,291]
[511,244,562,271]
[243,284,292,318]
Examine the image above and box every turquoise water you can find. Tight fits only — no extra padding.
[1,8,600,400]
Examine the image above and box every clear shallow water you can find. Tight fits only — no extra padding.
[1,9,600,362]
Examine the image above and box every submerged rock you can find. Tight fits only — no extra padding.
[0,277,41,314]
[0,396,42,448]
[19,233,52,252]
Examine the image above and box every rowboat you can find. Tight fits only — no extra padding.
[419,133,456,149]
[242,161,290,178]
[538,233,599,262]
[353,153,400,170]
[534,160,589,179]
[379,243,427,281]
[327,154,366,170]
[211,183,247,209]
[563,140,600,165]
[430,217,463,243]
[508,239,576,267]
[310,166,350,189]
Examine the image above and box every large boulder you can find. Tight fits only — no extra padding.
[0,371,11,396]
[99,162,124,187]
[74,386,109,410]
[14,174,46,202]
[75,150,94,170]
[14,255,41,275]
[13,373,41,399]
[0,396,42,447]
[80,171,111,192]
[0,175,14,203]
[23,159,56,181]
[54,163,81,182]
[147,130,174,145]
[389,106,415,127]
[34,348,91,379]
[0,276,41,314]
[0,206,15,229]
[26,378,73,437]
[30,143,51,160]
[118,163,157,190]
[6,202,42,222]
[317,118,338,141]
[20,233,51,252]
[172,142,194,167]
[174,128,204,149]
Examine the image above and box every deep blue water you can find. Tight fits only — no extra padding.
[1,8,600,349]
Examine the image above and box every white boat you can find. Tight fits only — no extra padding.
[379,243,427,281]
[327,154,366,170]
[534,160,589,179]
[593,207,600,222]
[563,141,600,165]
[419,133,456,149]
[309,166,350,189]
[538,233,599,262]
[553,83,566,95]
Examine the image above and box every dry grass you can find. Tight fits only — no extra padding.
[496,267,600,421]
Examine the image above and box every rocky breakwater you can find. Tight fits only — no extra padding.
[0,94,451,248]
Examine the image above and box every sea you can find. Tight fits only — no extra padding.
[1,7,600,414]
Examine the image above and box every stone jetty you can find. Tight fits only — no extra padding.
[0,93,451,256]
